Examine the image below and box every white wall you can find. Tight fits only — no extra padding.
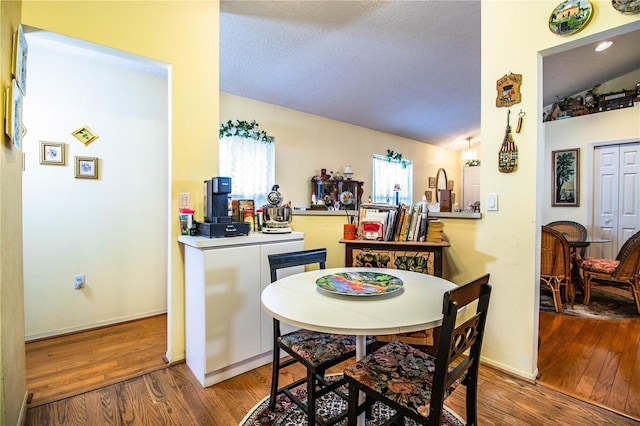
[543,106,640,228]
[220,92,462,211]
[22,34,169,340]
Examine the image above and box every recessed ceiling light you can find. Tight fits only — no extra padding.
[595,41,613,52]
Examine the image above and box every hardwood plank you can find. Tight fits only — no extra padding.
[26,311,640,424]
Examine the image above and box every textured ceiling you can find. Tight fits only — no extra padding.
[221,1,639,151]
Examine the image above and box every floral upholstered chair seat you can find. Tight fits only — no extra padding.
[280,330,374,366]
[344,340,463,418]
[577,257,619,274]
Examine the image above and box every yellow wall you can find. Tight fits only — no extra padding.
[221,92,462,209]
[22,1,221,363]
[480,2,638,378]
[1,1,26,424]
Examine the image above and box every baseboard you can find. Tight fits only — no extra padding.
[25,309,167,342]
[479,356,538,382]
[17,390,29,426]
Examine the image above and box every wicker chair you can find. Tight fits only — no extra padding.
[577,230,640,314]
[540,226,573,312]
[546,220,588,257]
[344,274,491,426]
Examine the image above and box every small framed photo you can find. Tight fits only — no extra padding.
[552,148,579,207]
[71,125,99,146]
[425,190,432,203]
[40,141,65,165]
[75,156,99,179]
[447,180,454,191]
[428,177,435,188]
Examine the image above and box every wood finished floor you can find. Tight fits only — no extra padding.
[26,314,168,407]
[26,313,639,425]
[538,311,640,421]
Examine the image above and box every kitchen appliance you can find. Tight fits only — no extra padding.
[196,177,250,238]
[262,184,292,234]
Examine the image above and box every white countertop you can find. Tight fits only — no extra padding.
[178,231,304,249]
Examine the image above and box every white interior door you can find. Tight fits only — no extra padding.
[592,142,640,258]
[463,166,481,206]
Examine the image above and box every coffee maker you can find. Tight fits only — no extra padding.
[196,177,250,238]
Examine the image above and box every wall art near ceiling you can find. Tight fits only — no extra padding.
[40,141,66,165]
[12,24,28,95]
[496,73,522,107]
[611,0,640,14]
[552,149,579,207]
[71,125,99,146]
[4,79,23,151]
[75,156,99,179]
[549,0,593,36]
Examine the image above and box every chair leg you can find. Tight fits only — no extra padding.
[306,369,317,426]
[346,381,359,426]
[465,372,479,426]
[583,274,592,305]
[269,346,280,411]
[551,283,563,313]
[630,279,640,314]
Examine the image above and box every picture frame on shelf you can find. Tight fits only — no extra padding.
[552,148,579,207]
[40,141,65,165]
[75,156,99,179]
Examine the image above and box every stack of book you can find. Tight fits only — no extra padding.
[356,202,433,242]
[426,219,445,242]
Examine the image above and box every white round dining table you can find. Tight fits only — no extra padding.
[261,267,458,360]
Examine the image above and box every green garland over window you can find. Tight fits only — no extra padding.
[385,149,409,168]
[219,120,274,143]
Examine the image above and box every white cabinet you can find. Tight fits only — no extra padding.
[180,232,304,387]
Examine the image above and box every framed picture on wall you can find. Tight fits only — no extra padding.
[428,177,435,188]
[552,148,579,207]
[425,190,432,203]
[75,156,99,179]
[40,141,65,165]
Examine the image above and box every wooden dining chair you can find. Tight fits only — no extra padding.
[546,220,588,257]
[343,274,491,426]
[578,230,640,314]
[268,248,362,426]
[540,226,574,312]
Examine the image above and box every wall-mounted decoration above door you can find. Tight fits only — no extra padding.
[498,110,518,173]
[611,0,640,14]
[549,0,593,36]
[496,73,522,107]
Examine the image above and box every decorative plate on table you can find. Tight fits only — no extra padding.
[315,271,403,296]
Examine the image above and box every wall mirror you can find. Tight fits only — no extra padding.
[435,168,448,202]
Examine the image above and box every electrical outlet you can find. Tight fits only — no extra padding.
[74,274,85,289]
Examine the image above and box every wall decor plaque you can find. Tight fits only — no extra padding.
[611,0,640,14]
[496,73,522,107]
[549,0,593,36]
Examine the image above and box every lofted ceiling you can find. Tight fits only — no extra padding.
[221,1,640,152]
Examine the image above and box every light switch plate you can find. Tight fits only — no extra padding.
[179,192,190,208]
[487,193,498,211]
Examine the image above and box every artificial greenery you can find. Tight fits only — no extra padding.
[219,119,274,143]
[385,149,409,168]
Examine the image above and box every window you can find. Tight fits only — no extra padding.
[372,154,413,205]
[219,135,275,207]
